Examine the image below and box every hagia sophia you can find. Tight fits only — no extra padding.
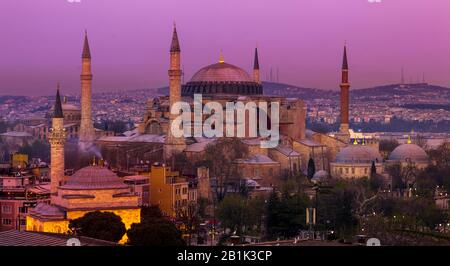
[21,25,432,240]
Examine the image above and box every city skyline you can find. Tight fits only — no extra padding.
[1,0,450,96]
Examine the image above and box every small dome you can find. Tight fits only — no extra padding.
[62,166,129,190]
[190,62,252,82]
[389,143,428,163]
[335,145,382,164]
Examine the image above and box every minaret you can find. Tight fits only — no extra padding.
[253,47,260,84]
[338,44,350,143]
[79,31,95,143]
[49,85,66,196]
[164,24,186,159]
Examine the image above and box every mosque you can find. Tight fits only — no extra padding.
[95,26,430,187]
[96,26,353,186]
[25,25,431,239]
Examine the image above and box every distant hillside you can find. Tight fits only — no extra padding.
[262,82,337,100]
[145,82,450,102]
[263,82,450,101]
[352,83,450,98]
[0,95,29,104]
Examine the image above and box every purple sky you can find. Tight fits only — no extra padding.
[1,0,450,96]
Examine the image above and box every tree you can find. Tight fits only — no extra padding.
[175,202,201,245]
[217,195,266,235]
[127,205,185,246]
[18,140,50,163]
[95,120,128,134]
[127,221,185,246]
[217,194,247,233]
[168,152,194,175]
[414,134,428,150]
[307,158,315,180]
[370,161,377,177]
[369,161,383,192]
[203,138,248,202]
[141,205,164,223]
[379,139,399,154]
[69,211,126,243]
[387,163,418,192]
[266,190,310,239]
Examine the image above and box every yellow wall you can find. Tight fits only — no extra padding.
[26,208,140,244]
[147,165,189,217]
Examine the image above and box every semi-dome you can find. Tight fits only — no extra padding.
[335,145,382,164]
[182,62,263,96]
[389,143,428,163]
[62,166,129,190]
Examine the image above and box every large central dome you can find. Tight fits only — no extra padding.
[190,62,253,82]
[182,62,263,96]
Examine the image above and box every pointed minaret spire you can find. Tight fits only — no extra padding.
[53,84,64,118]
[253,47,259,70]
[170,23,181,52]
[342,44,348,70]
[82,30,91,59]
[253,47,261,84]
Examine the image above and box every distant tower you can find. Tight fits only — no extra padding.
[253,47,260,84]
[164,24,186,159]
[79,31,95,143]
[49,85,66,196]
[337,44,350,143]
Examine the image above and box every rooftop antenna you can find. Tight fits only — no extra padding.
[401,67,405,84]
[276,68,279,83]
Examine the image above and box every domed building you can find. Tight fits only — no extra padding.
[96,26,352,187]
[27,165,140,243]
[387,139,429,169]
[330,143,383,179]
[182,62,263,96]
